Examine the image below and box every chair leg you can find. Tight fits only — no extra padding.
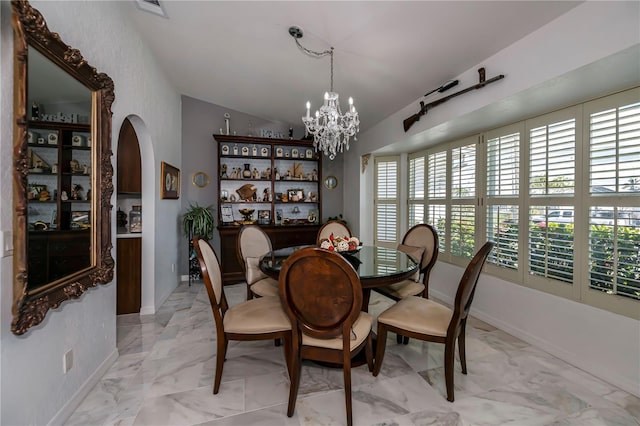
[403,336,409,345]
[282,334,293,380]
[246,284,253,300]
[213,336,229,394]
[458,320,467,374]
[275,338,281,347]
[287,348,302,418]
[444,342,456,402]
[343,348,353,426]
[365,333,374,373]
[396,333,403,344]
[373,324,388,376]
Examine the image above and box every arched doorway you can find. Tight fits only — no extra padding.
[116,118,142,314]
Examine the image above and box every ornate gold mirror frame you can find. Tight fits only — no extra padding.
[11,0,114,335]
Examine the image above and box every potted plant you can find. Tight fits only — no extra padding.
[182,203,215,240]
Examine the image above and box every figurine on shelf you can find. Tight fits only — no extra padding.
[71,184,83,200]
[220,164,228,178]
[312,168,318,181]
[229,167,238,179]
[83,164,89,174]
[60,191,68,201]
[274,168,280,181]
[266,167,272,179]
[252,167,259,179]
[263,188,271,202]
[38,189,50,201]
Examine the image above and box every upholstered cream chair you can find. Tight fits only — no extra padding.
[193,237,292,394]
[236,225,279,299]
[279,247,373,426]
[316,220,352,244]
[375,224,439,302]
[373,241,494,402]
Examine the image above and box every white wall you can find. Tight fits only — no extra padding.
[430,262,640,397]
[344,1,640,397]
[0,1,181,424]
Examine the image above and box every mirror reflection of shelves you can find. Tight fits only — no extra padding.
[26,121,92,231]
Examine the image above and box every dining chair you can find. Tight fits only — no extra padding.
[373,241,494,402]
[193,237,292,394]
[236,225,280,299]
[316,220,352,244]
[375,223,439,301]
[279,247,374,426]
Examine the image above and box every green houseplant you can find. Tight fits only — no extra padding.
[182,203,215,240]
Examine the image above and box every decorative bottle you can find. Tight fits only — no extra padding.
[129,205,142,233]
[242,164,252,179]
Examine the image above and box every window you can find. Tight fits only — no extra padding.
[406,87,640,319]
[427,149,448,252]
[525,109,578,297]
[408,155,425,228]
[374,156,399,248]
[485,124,521,277]
[450,140,476,260]
[584,90,640,316]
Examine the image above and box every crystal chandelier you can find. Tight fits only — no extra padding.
[289,26,359,160]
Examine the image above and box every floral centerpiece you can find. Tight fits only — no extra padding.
[319,233,360,253]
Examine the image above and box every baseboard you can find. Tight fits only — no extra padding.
[180,274,189,282]
[430,288,640,398]
[139,305,155,316]
[48,348,119,426]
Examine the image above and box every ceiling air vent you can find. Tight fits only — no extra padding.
[135,0,168,18]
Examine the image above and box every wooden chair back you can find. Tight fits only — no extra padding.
[279,247,361,340]
[448,241,494,335]
[316,220,352,244]
[236,225,273,272]
[402,223,439,273]
[193,237,227,324]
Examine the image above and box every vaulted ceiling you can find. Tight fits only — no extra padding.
[122,1,582,133]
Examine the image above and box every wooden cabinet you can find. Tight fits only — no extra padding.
[27,230,90,290]
[213,134,323,284]
[27,121,91,231]
[117,118,142,194]
[117,237,142,314]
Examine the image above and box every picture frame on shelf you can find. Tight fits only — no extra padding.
[275,147,283,157]
[258,209,271,225]
[261,147,269,157]
[50,209,57,229]
[221,204,234,223]
[291,148,299,158]
[241,146,249,156]
[287,189,304,202]
[221,145,229,155]
[305,148,313,159]
[160,161,180,199]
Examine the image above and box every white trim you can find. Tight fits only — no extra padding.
[48,349,119,426]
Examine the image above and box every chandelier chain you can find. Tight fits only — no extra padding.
[294,38,334,91]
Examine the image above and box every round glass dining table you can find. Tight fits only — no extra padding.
[259,245,419,310]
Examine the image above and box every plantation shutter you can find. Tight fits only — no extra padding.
[485,127,521,272]
[450,141,477,260]
[408,155,425,228]
[426,150,448,252]
[587,98,640,303]
[374,157,399,247]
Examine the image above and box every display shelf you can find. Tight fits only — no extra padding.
[214,134,323,284]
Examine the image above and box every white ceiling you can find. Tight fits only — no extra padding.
[122,1,582,133]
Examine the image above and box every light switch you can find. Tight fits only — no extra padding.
[0,230,13,257]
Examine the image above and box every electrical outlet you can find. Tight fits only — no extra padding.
[63,349,73,373]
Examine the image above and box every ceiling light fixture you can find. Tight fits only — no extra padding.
[289,26,359,160]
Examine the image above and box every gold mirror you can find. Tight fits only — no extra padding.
[11,0,114,335]
[324,175,338,190]
[192,171,210,188]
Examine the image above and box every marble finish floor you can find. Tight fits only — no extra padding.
[66,282,640,426]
